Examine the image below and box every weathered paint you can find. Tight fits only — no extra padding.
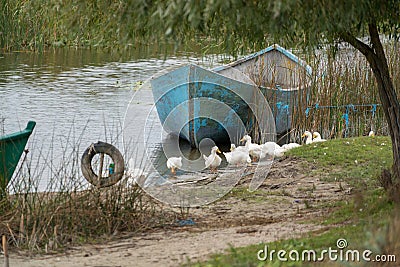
[150,64,263,147]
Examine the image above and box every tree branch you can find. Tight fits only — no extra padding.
[369,23,391,74]
[339,31,374,58]
[339,31,384,86]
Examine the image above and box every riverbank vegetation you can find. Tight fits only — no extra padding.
[1,0,203,52]
[1,1,125,51]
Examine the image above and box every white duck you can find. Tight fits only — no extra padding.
[230,144,246,152]
[223,145,251,166]
[240,135,262,161]
[312,132,326,142]
[301,131,313,144]
[262,141,281,151]
[166,156,182,175]
[124,158,148,187]
[261,142,287,158]
[203,146,222,172]
[274,147,287,158]
[281,143,301,150]
[368,130,375,137]
[223,150,251,166]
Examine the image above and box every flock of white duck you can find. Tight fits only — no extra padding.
[166,131,327,174]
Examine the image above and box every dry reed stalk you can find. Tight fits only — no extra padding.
[2,235,9,267]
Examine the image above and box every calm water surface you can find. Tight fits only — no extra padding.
[0,48,224,191]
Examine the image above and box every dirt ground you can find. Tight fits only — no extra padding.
[5,157,351,267]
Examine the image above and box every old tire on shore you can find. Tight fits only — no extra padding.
[81,141,124,188]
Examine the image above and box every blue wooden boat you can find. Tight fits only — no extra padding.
[150,45,311,147]
[150,64,273,148]
[213,44,312,137]
[0,121,36,193]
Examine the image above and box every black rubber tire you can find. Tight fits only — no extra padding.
[81,141,125,188]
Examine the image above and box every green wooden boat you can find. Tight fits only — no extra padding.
[0,121,36,193]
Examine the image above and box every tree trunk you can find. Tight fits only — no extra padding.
[340,24,400,186]
[376,66,400,186]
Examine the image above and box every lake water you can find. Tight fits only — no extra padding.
[1,48,277,207]
[1,48,229,193]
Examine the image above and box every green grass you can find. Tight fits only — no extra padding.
[287,136,392,187]
[185,136,399,267]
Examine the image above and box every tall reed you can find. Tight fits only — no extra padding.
[288,43,398,142]
[0,0,208,52]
